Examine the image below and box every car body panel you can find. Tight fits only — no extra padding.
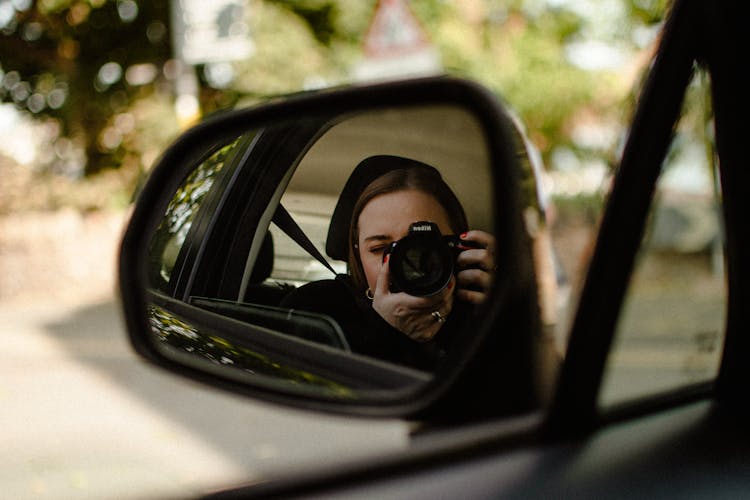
[208,401,750,499]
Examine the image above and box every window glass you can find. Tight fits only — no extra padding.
[599,72,725,408]
[147,139,239,292]
[268,192,346,285]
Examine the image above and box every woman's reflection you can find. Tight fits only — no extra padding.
[281,155,495,371]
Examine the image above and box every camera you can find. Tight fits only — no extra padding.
[383,221,479,297]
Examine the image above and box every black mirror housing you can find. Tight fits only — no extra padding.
[119,76,542,422]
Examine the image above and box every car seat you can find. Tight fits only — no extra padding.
[242,231,295,305]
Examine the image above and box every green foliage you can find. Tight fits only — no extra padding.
[149,139,236,289]
[269,0,339,45]
[1,0,171,175]
[626,0,670,25]
[230,2,336,100]
[1,0,670,195]
[420,2,601,157]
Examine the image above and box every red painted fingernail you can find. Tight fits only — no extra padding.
[384,254,389,264]
[447,281,453,290]
[460,232,468,239]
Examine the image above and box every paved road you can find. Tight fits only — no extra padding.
[1,298,409,499]
[0,210,726,497]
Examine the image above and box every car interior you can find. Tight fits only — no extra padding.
[156,104,499,346]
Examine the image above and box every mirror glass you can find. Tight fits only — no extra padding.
[143,104,494,400]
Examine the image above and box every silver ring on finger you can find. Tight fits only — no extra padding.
[431,310,446,323]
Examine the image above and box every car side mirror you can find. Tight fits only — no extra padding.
[119,77,544,422]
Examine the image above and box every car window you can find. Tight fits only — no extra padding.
[147,139,239,292]
[599,70,726,408]
[268,192,346,285]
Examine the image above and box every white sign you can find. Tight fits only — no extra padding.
[364,0,428,57]
[171,0,255,65]
[353,0,442,82]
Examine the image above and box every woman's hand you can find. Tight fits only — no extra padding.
[371,255,454,342]
[455,230,496,305]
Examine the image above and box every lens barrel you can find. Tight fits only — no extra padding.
[386,222,455,296]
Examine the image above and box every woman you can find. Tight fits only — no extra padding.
[282,155,495,371]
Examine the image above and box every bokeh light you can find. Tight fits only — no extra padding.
[125,63,158,86]
[117,0,138,23]
[96,62,123,91]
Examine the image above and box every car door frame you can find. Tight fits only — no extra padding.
[165,121,332,303]
[548,0,748,435]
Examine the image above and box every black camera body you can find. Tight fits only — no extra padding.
[384,221,479,297]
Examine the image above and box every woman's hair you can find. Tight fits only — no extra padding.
[348,162,468,292]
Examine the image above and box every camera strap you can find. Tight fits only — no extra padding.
[272,204,337,276]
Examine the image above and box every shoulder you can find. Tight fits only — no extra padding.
[280,276,358,314]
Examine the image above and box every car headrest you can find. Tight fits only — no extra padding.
[249,231,274,284]
[325,155,441,262]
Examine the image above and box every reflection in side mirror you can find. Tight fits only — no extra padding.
[120,78,543,419]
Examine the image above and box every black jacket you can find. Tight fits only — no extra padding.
[280,275,468,372]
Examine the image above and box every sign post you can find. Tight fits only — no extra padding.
[170,0,254,127]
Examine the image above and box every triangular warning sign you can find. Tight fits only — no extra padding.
[363,0,430,58]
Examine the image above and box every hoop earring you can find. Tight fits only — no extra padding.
[365,288,374,300]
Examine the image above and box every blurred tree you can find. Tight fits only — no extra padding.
[0,0,668,181]
[271,0,667,168]
[269,0,338,45]
[201,0,372,110]
[420,0,665,168]
[0,0,172,175]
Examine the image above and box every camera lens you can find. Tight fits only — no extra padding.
[402,246,444,282]
[388,228,454,296]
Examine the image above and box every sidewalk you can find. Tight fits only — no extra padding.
[0,209,126,305]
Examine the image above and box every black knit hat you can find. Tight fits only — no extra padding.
[325,155,441,261]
